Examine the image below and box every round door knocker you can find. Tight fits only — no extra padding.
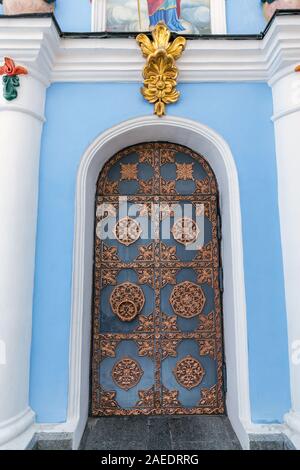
[110,282,145,322]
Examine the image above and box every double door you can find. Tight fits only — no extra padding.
[91,142,225,416]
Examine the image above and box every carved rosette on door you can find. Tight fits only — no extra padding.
[91,142,225,416]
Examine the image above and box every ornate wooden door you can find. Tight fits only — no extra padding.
[91,143,225,416]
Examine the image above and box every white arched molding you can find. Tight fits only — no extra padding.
[91,0,227,34]
[67,115,250,449]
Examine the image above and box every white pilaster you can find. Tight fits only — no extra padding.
[91,0,107,32]
[271,68,300,450]
[0,72,47,449]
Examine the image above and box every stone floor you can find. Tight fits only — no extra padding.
[80,415,242,450]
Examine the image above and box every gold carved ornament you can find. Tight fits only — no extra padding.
[136,22,186,117]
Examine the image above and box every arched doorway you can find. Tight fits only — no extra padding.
[91,142,225,416]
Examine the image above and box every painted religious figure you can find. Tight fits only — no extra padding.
[106,0,211,34]
[148,1,184,32]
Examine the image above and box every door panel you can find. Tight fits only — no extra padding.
[91,143,224,415]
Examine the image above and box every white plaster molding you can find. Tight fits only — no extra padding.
[272,103,300,122]
[285,411,300,449]
[285,411,300,434]
[0,15,300,82]
[67,115,251,450]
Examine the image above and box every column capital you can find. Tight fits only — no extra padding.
[270,67,300,122]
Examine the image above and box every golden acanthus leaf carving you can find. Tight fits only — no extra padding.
[136,22,186,117]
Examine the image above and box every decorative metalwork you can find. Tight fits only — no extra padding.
[160,242,178,261]
[139,179,154,194]
[136,243,154,261]
[161,312,178,332]
[172,217,200,246]
[173,356,205,390]
[100,339,119,359]
[113,216,142,246]
[195,177,210,194]
[135,313,154,332]
[161,337,178,359]
[136,23,186,117]
[136,386,155,408]
[199,339,216,360]
[196,267,213,286]
[198,312,215,332]
[120,163,138,180]
[160,149,176,164]
[102,269,119,286]
[169,281,206,318]
[160,203,178,221]
[137,338,154,357]
[102,244,120,262]
[99,387,119,410]
[195,241,213,262]
[112,357,144,391]
[176,163,194,181]
[161,268,178,287]
[199,384,217,407]
[92,142,225,416]
[110,282,145,322]
[162,386,181,407]
[137,268,154,287]
[161,178,176,194]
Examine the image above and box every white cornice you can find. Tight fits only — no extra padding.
[0,15,300,83]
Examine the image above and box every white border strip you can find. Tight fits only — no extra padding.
[67,115,251,449]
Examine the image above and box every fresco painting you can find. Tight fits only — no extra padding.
[106,0,211,34]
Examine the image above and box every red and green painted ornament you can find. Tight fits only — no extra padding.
[0,57,28,101]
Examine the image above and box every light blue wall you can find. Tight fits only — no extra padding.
[227,0,266,34]
[30,81,291,424]
[0,1,267,33]
[54,0,91,32]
